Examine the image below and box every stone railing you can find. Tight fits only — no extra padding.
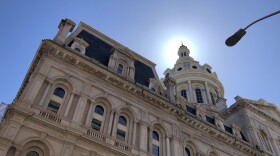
[39,111,62,123]
[85,128,133,154]
[114,140,132,152]
[86,129,106,142]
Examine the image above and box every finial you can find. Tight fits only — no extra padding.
[181,41,184,46]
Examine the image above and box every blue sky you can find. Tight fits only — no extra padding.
[0,1,279,108]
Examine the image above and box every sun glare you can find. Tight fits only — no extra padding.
[162,36,196,68]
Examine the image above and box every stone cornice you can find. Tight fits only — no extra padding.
[224,100,280,128]
[15,40,261,156]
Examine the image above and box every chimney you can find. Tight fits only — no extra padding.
[163,74,176,103]
[54,18,76,44]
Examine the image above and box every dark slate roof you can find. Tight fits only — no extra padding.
[134,61,155,86]
[68,30,113,66]
[68,29,155,87]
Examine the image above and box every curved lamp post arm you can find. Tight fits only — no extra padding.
[225,10,280,47]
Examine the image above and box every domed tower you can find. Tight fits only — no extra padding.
[164,44,226,112]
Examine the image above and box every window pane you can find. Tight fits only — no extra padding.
[152,131,159,141]
[116,129,126,141]
[195,88,203,103]
[26,151,39,156]
[53,87,65,98]
[152,144,159,156]
[185,148,190,156]
[118,116,127,126]
[91,118,102,131]
[47,101,60,113]
[210,92,215,104]
[117,64,123,74]
[94,105,104,115]
[181,90,187,99]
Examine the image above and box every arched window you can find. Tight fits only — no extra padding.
[26,151,39,156]
[151,87,156,92]
[47,87,66,113]
[185,147,191,156]
[117,64,123,74]
[195,88,203,103]
[152,131,160,156]
[118,116,127,126]
[116,115,128,142]
[53,87,65,98]
[181,90,187,99]
[91,105,105,131]
[210,92,215,104]
[94,105,104,115]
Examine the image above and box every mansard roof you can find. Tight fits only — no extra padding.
[65,22,157,87]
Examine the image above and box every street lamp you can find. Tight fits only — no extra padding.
[225,10,280,47]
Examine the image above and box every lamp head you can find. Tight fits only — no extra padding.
[225,29,246,46]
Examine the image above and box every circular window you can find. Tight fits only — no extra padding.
[192,66,197,69]
[74,47,81,52]
[177,67,182,71]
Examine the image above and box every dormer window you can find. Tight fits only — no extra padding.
[70,37,89,55]
[117,64,123,74]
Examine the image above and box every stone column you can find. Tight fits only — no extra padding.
[171,138,181,156]
[107,111,115,136]
[85,100,94,127]
[128,62,135,82]
[139,122,148,151]
[166,137,171,156]
[72,94,88,125]
[38,80,53,106]
[187,80,193,102]
[64,92,75,117]
[204,82,212,104]
[148,127,153,152]
[132,121,137,146]
[111,112,119,137]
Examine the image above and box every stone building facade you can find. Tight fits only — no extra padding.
[0,18,280,156]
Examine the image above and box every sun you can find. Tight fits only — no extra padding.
[162,36,196,67]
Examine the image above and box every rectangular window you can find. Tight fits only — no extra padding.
[47,100,60,113]
[205,115,215,125]
[91,118,102,131]
[116,129,126,141]
[224,125,233,134]
[152,144,159,156]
